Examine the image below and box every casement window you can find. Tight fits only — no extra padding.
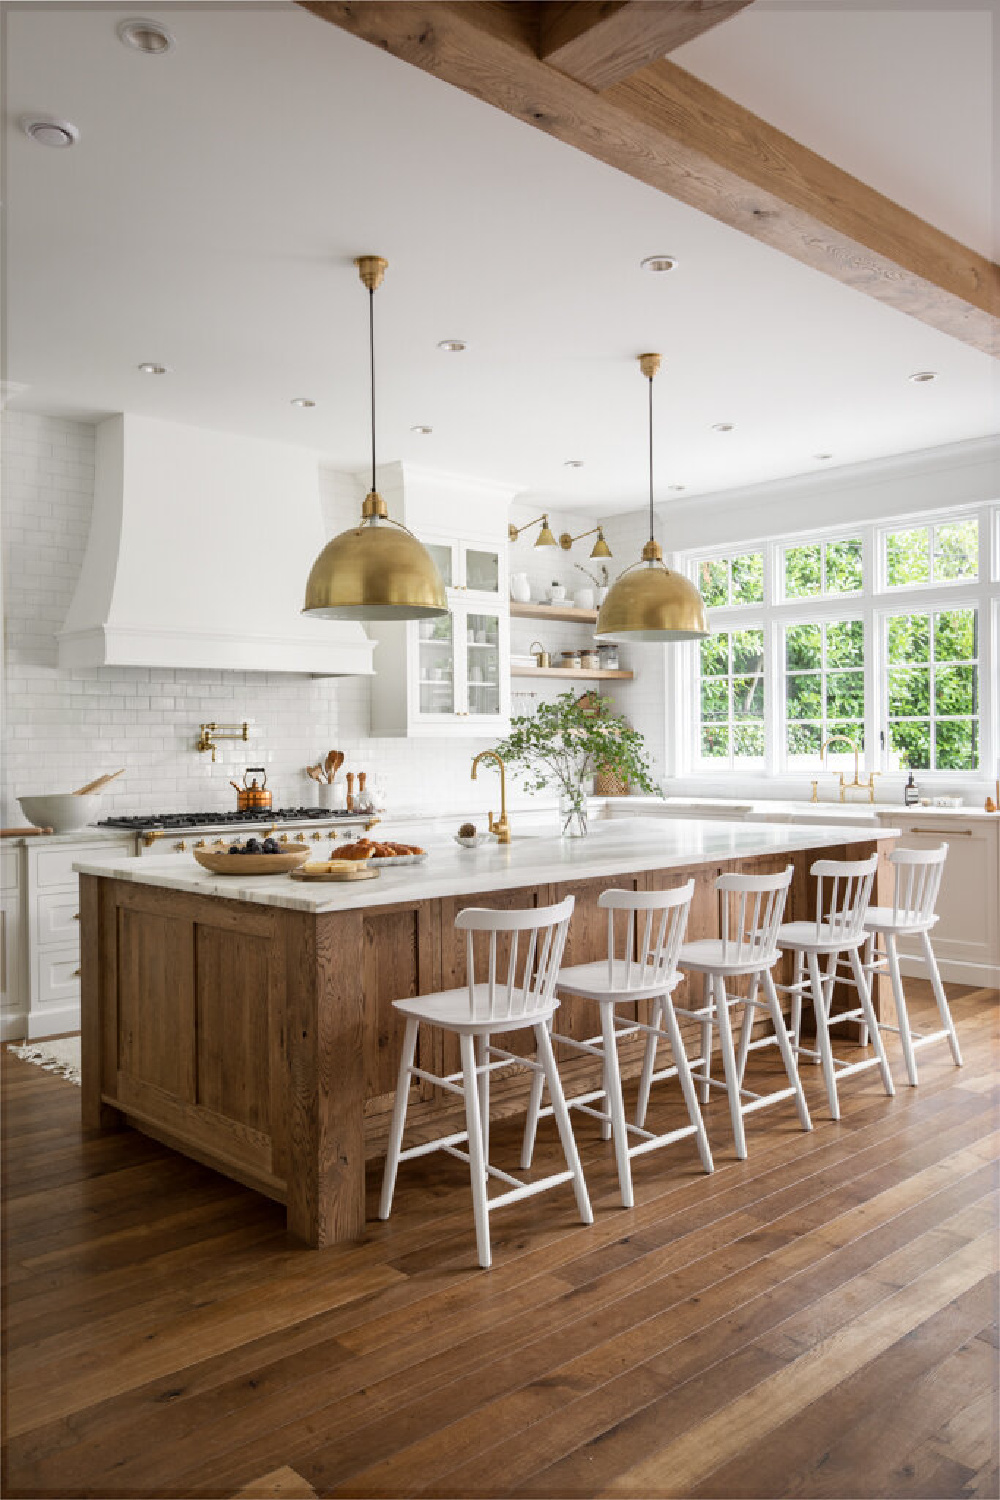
[684,504,997,780]
[782,536,863,599]
[784,618,865,764]
[698,627,765,765]
[884,517,979,589]
[885,607,980,771]
[695,551,764,609]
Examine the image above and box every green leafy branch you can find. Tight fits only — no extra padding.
[495,692,660,798]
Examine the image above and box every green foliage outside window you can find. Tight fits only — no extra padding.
[785,619,865,760]
[784,537,862,599]
[886,608,979,770]
[696,552,763,609]
[699,628,765,763]
[886,519,978,588]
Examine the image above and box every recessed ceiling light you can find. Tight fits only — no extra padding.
[21,116,79,149]
[813,452,833,461]
[668,484,686,492]
[116,17,174,53]
[909,370,938,383]
[290,396,315,408]
[710,422,734,433]
[564,459,584,468]
[437,339,466,353]
[410,424,433,435]
[640,255,677,273]
[137,362,167,375]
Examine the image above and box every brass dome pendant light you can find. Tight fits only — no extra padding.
[303,256,448,621]
[595,353,708,642]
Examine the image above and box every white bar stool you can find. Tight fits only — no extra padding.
[520,882,713,1210]
[660,865,812,1161]
[861,843,962,1085]
[763,854,894,1121]
[379,896,592,1270]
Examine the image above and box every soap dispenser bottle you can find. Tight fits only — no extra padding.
[903,771,919,807]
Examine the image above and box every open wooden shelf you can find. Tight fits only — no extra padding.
[509,601,599,624]
[510,664,634,681]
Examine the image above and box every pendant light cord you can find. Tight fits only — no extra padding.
[369,287,377,494]
[647,372,654,545]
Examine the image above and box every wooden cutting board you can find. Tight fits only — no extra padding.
[290,866,380,883]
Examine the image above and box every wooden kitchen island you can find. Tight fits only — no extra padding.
[76,817,896,1247]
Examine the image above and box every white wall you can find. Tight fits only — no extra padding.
[659,436,1000,553]
[2,413,637,823]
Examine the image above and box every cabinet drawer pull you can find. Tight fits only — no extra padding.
[72,968,81,977]
[73,911,80,921]
[909,827,973,837]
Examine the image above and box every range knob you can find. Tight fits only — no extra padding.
[194,839,207,849]
[311,831,323,842]
[279,832,290,844]
[175,840,187,852]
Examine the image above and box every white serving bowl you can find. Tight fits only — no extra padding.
[454,833,490,849]
[18,793,103,833]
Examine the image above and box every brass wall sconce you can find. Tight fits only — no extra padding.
[559,524,612,558]
[197,721,249,762]
[508,513,557,547]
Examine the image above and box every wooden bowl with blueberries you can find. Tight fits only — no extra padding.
[193,837,311,876]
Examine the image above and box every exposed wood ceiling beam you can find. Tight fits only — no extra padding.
[297,1,999,356]
[535,2,754,91]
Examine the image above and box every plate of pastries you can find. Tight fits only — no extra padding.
[336,837,428,866]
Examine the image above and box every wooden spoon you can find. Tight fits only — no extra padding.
[325,750,343,781]
[73,768,125,795]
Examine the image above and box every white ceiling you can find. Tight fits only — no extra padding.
[674,0,999,261]
[4,2,998,515]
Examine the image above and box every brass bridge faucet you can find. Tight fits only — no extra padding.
[471,750,511,844]
[817,734,879,803]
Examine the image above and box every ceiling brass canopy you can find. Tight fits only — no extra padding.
[595,351,708,642]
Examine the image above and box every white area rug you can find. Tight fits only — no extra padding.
[7,1036,81,1085]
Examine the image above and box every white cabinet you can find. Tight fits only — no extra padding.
[372,601,510,736]
[368,467,513,739]
[423,538,502,600]
[876,813,999,987]
[1,847,25,1042]
[24,836,131,1039]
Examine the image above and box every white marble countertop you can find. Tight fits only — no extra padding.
[75,816,897,915]
[657,797,997,822]
[2,826,135,848]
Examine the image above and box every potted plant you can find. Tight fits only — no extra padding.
[495,691,659,837]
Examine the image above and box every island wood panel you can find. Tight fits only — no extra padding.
[194,925,272,1136]
[361,901,439,1115]
[287,909,365,1246]
[90,879,290,1201]
[117,907,196,1101]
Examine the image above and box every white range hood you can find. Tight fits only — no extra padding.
[59,413,374,675]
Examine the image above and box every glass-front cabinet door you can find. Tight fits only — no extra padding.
[416,614,455,718]
[463,610,502,721]
[462,545,501,598]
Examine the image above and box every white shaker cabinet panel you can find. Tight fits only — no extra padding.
[877,813,999,987]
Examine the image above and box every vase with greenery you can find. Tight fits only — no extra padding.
[494,691,659,837]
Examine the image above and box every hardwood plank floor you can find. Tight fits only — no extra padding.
[2,982,997,1499]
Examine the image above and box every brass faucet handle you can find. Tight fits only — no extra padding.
[866,771,881,803]
[810,780,819,804]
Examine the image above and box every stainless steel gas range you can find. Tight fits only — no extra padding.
[97,806,379,857]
